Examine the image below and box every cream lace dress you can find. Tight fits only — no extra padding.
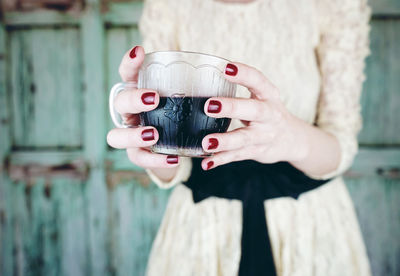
[139,0,372,275]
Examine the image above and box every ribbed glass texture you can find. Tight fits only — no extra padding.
[138,51,236,157]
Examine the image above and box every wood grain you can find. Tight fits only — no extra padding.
[6,178,89,276]
[81,1,109,275]
[346,176,400,276]
[359,20,400,145]
[9,28,83,148]
[370,0,400,15]
[107,180,170,275]
[0,22,14,276]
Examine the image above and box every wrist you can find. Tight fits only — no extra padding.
[285,113,311,163]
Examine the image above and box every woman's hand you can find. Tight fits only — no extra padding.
[107,46,180,181]
[201,62,312,170]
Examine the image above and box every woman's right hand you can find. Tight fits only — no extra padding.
[107,46,180,178]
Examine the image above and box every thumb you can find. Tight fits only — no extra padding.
[118,45,146,83]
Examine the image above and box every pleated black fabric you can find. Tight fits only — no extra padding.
[184,159,331,276]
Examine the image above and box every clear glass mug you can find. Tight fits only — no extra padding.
[109,51,237,157]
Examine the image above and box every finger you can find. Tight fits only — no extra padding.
[114,88,159,115]
[126,148,180,168]
[122,114,141,126]
[201,148,253,170]
[204,97,269,121]
[107,127,159,149]
[224,62,279,100]
[202,128,256,153]
[118,45,145,82]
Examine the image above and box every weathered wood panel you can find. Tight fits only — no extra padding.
[4,10,80,26]
[346,177,400,276]
[359,20,400,145]
[108,180,170,276]
[81,1,109,275]
[9,27,83,148]
[104,2,143,26]
[370,0,400,15]
[0,22,14,276]
[10,178,89,276]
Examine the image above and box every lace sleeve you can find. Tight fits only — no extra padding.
[139,0,180,52]
[313,0,371,179]
[145,157,192,189]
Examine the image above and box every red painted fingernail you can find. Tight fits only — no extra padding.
[225,63,238,76]
[206,161,214,170]
[207,100,222,113]
[208,138,218,150]
[129,46,139,59]
[141,129,155,141]
[167,155,179,164]
[142,92,156,105]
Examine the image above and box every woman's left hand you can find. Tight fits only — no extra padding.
[201,62,310,170]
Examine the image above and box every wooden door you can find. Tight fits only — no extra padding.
[0,1,399,275]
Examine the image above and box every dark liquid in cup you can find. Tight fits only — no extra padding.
[140,96,231,156]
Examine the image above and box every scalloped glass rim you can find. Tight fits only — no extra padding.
[141,51,231,73]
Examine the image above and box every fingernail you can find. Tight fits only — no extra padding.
[206,161,214,170]
[167,155,179,164]
[207,100,222,113]
[129,46,139,59]
[142,92,156,105]
[225,63,238,76]
[208,138,218,150]
[141,129,155,141]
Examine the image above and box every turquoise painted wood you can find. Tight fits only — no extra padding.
[1,1,400,276]
[359,20,400,145]
[346,176,400,276]
[9,28,83,148]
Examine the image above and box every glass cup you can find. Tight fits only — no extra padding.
[109,51,237,157]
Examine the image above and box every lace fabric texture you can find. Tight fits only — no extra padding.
[140,0,372,275]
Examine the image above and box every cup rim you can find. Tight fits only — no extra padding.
[142,51,231,72]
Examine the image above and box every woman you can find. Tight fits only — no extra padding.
[107,0,371,275]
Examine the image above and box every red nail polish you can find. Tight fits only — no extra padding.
[206,161,214,170]
[167,155,178,164]
[208,138,218,150]
[142,92,156,105]
[225,63,238,76]
[141,129,155,141]
[207,100,222,113]
[129,46,138,59]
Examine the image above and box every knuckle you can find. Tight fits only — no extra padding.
[225,100,234,115]
[232,150,243,161]
[268,85,280,99]
[114,93,127,114]
[127,149,146,167]
[237,129,251,145]
[261,77,270,88]
[106,130,116,146]
[254,101,265,118]
[126,149,137,164]
[130,90,139,108]
[251,69,264,87]
[118,64,125,78]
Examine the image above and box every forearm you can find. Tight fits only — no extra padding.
[289,116,341,178]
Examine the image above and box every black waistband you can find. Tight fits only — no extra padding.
[183,159,331,276]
